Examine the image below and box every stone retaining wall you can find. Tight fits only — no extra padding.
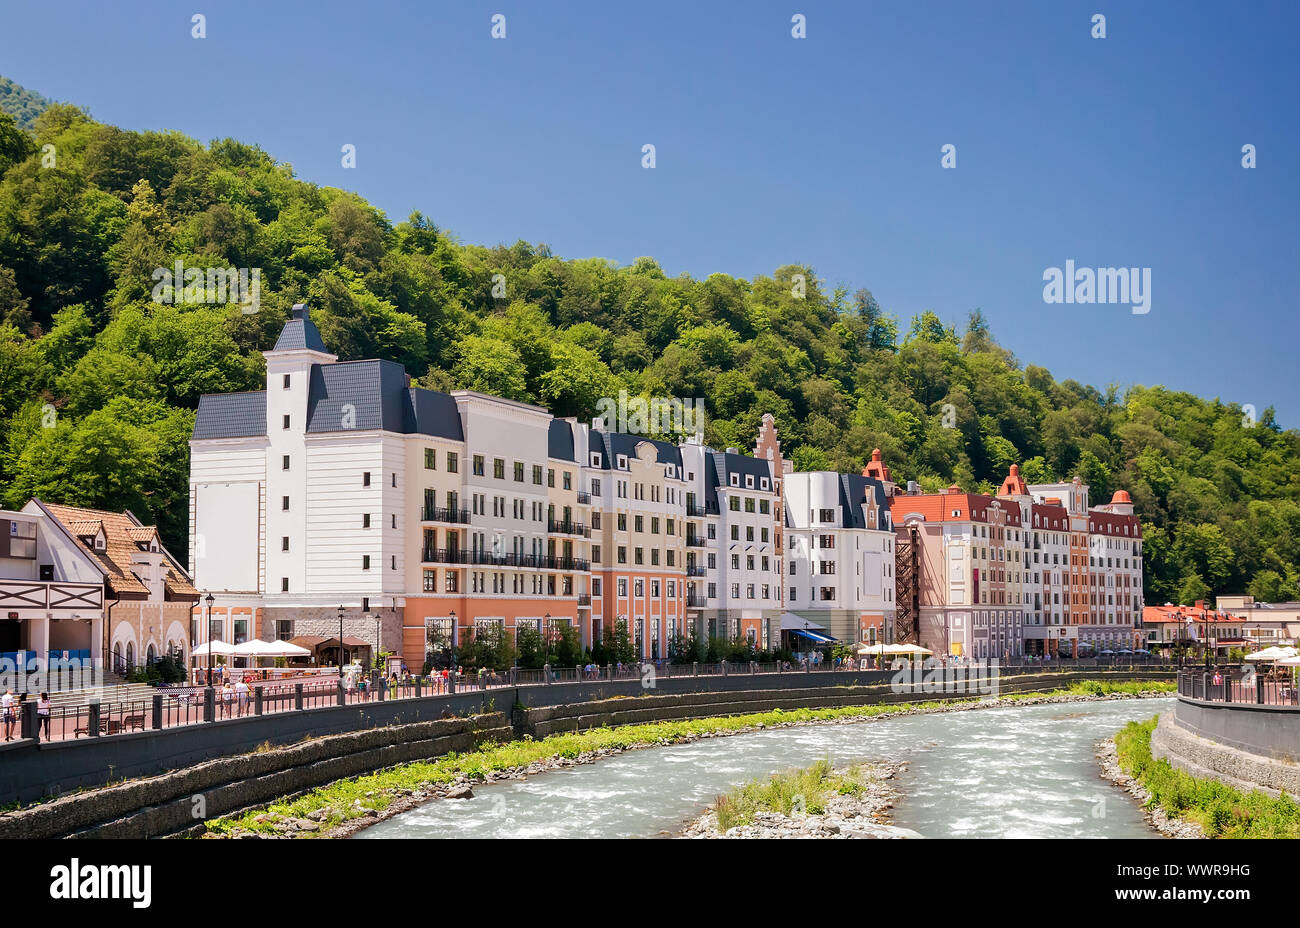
[0,713,511,840]
[1154,706,1300,799]
[521,671,1170,737]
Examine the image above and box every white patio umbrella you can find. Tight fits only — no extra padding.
[232,639,291,658]
[857,643,887,655]
[191,639,237,660]
[1275,655,1300,667]
[887,643,933,656]
[1246,646,1297,662]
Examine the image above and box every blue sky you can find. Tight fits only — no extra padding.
[3,0,1298,424]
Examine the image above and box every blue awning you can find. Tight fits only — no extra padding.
[791,628,835,644]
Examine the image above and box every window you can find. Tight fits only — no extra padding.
[281,577,289,591]
[362,555,371,570]
[447,451,459,473]
[473,455,485,476]
[281,536,289,551]
[495,458,506,479]
[423,569,437,592]
[282,414,291,430]
[425,449,436,469]
[515,462,525,482]
[281,496,290,511]
[362,513,371,529]
[283,374,291,388]
[282,455,290,470]
[363,472,371,487]
[563,471,572,490]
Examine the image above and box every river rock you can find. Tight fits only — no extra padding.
[446,785,474,800]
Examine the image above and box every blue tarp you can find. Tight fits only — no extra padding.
[791,628,835,644]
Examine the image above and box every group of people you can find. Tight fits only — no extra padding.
[1,689,51,740]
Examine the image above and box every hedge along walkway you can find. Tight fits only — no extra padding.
[1114,716,1300,838]
[202,679,1174,839]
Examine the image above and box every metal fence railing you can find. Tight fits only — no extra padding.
[1178,670,1299,707]
[15,657,1180,745]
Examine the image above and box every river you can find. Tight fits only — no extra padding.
[356,696,1172,839]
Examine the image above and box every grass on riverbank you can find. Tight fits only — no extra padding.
[202,681,1171,837]
[1115,716,1300,838]
[713,759,873,831]
[1004,679,1174,700]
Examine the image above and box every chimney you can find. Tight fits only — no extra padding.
[726,447,739,455]
[907,480,919,495]
[291,303,309,321]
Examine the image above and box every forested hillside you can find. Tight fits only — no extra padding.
[0,87,1297,607]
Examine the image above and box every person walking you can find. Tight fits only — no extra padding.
[234,678,250,716]
[37,691,50,739]
[2,689,15,740]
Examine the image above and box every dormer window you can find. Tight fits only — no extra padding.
[745,475,754,489]
[617,454,628,470]
[730,474,739,487]
[590,453,602,468]
[94,536,105,550]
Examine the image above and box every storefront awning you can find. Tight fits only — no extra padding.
[791,628,835,644]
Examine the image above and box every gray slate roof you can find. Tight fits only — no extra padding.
[548,419,576,462]
[274,304,330,353]
[590,430,683,470]
[193,392,267,440]
[838,473,891,530]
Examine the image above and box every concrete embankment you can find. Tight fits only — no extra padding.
[0,670,1170,838]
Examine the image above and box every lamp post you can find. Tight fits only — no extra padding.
[544,612,551,666]
[448,610,456,671]
[374,612,381,672]
[337,604,345,671]
[204,592,214,687]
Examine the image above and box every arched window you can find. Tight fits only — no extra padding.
[147,644,156,664]
[125,642,135,669]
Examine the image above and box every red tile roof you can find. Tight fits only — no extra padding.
[38,501,198,599]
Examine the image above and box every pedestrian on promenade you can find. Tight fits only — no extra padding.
[235,678,250,715]
[221,681,234,717]
[37,691,50,738]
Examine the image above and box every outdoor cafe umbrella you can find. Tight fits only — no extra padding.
[232,638,306,658]
[1246,646,1298,662]
[191,639,237,661]
[887,643,933,656]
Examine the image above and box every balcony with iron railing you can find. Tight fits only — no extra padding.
[424,550,593,571]
[420,506,472,525]
[686,503,707,518]
[547,518,588,537]
[686,593,707,607]
[577,593,592,606]
[576,490,591,505]
[686,536,706,547]
[686,565,707,577]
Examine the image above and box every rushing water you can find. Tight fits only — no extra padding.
[356,697,1172,839]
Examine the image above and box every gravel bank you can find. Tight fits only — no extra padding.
[1095,736,1205,839]
[678,759,922,839]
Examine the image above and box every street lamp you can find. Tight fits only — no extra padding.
[204,592,214,687]
[337,604,344,670]
[544,612,551,665]
[448,609,456,671]
[374,612,381,671]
